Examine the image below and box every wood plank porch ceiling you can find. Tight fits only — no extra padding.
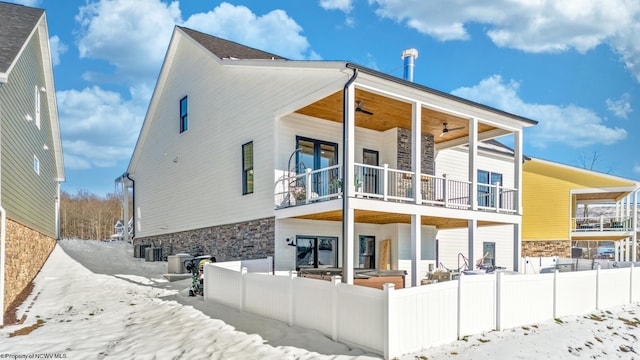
[575,192,628,202]
[295,89,497,145]
[292,209,501,230]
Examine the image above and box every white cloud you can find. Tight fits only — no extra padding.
[56,86,145,169]
[68,0,316,171]
[370,0,640,81]
[451,75,627,148]
[49,35,67,66]
[183,3,313,60]
[75,0,181,84]
[606,93,632,119]
[319,0,353,12]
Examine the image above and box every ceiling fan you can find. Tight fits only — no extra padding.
[440,122,464,137]
[355,100,374,115]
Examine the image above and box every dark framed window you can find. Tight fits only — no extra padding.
[362,149,379,193]
[477,170,502,207]
[295,235,338,270]
[179,96,188,133]
[242,141,254,195]
[295,136,338,196]
[482,242,496,268]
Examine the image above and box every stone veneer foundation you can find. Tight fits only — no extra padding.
[521,240,571,258]
[134,217,275,261]
[3,218,56,319]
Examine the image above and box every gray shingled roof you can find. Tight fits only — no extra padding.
[178,26,287,61]
[0,1,43,75]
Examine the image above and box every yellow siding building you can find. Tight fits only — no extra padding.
[522,158,639,259]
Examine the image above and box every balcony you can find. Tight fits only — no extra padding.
[571,216,634,233]
[275,163,518,213]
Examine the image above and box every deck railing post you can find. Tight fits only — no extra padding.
[305,168,312,204]
[443,174,448,207]
[383,164,389,201]
[494,182,500,211]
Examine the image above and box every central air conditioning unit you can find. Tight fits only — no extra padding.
[145,247,163,262]
[134,244,150,258]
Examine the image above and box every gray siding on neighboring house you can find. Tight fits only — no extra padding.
[0,29,57,237]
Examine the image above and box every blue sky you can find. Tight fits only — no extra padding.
[9,0,640,196]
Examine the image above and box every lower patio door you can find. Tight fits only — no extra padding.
[296,236,338,270]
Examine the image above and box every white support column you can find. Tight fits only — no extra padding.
[412,102,422,205]
[513,223,521,272]
[411,214,421,286]
[513,130,523,214]
[626,238,630,262]
[121,178,130,243]
[633,190,638,262]
[469,118,478,210]
[626,194,631,225]
[342,80,356,284]
[468,219,477,269]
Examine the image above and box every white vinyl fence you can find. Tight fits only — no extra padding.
[204,262,640,359]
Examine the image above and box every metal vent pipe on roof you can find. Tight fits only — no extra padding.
[402,48,419,82]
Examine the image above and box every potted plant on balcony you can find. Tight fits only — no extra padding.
[354,174,363,195]
[331,178,343,197]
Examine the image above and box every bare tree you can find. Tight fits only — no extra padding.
[60,190,122,240]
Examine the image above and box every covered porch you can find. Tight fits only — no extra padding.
[570,187,639,261]
[273,66,534,286]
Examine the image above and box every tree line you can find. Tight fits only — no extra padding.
[60,190,124,240]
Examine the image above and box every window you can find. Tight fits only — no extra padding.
[482,242,496,268]
[179,96,188,133]
[477,170,502,207]
[33,155,40,175]
[34,85,41,129]
[242,141,253,195]
[295,136,338,196]
[295,236,338,270]
[362,149,379,194]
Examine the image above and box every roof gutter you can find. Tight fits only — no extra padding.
[345,63,538,126]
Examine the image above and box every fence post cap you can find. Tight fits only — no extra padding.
[383,283,395,291]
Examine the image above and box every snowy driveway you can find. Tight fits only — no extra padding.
[0,240,379,359]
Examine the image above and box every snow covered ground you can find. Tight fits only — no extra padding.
[1,240,639,359]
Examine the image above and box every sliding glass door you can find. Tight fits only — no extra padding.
[296,136,338,196]
[296,236,338,270]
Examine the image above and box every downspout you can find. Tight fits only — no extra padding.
[342,67,358,284]
[0,81,6,325]
[126,173,135,239]
[55,182,60,240]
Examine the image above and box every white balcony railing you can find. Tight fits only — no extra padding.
[275,163,518,213]
[572,216,633,232]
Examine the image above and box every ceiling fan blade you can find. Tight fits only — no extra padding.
[355,107,373,115]
[449,126,465,131]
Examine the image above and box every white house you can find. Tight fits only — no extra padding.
[121,26,536,287]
